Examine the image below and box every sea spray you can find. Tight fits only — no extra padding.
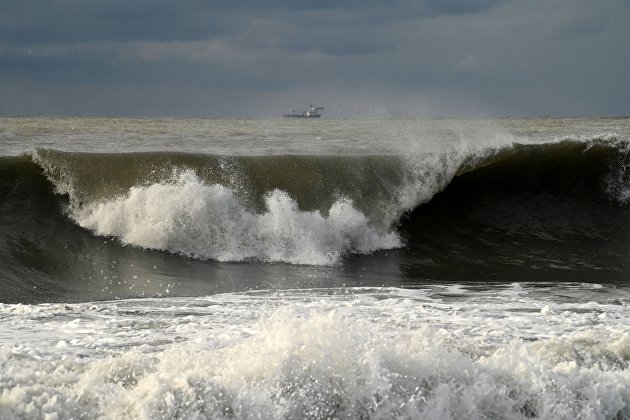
[71,171,401,265]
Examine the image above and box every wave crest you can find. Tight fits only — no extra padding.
[72,171,401,265]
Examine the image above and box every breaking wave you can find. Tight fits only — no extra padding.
[1,135,629,274]
[72,171,401,265]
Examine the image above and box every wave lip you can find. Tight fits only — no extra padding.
[72,171,401,265]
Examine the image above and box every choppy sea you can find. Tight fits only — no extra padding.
[1,117,630,419]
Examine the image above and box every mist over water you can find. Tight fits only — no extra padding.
[1,117,630,419]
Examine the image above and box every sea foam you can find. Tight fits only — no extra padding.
[71,171,401,265]
[1,286,629,419]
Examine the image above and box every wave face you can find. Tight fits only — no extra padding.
[401,139,630,280]
[2,137,630,301]
[29,147,464,265]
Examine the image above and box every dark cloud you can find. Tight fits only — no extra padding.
[0,0,246,43]
[420,0,508,16]
[0,0,628,116]
[0,0,507,45]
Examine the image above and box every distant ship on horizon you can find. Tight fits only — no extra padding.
[283,105,324,118]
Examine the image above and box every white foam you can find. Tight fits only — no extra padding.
[70,171,401,265]
[1,286,630,419]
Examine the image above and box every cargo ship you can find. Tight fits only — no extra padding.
[283,105,324,118]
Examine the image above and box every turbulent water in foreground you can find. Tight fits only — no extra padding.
[1,117,630,419]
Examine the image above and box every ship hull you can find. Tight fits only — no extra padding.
[283,114,321,118]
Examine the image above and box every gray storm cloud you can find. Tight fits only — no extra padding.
[0,0,628,117]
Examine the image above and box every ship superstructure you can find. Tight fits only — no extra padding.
[283,105,324,118]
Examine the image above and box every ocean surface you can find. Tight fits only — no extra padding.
[1,117,630,419]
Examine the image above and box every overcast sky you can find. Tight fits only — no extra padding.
[1,0,629,117]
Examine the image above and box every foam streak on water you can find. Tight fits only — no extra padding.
[1,285,629,419]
